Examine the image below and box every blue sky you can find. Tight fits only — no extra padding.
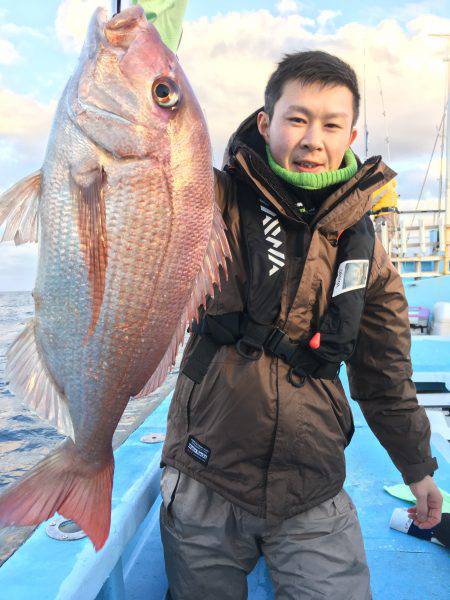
[0,0,449,290]
[184,0,450,23]
[1,1,449,111]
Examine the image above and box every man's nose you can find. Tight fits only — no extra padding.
[300,124,323,151]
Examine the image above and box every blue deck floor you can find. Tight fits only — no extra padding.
[0,368,448,599]
[122,277,450,598]
[0,279,449,599]
[124,366,450,600]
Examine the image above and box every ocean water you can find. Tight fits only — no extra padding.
[0,291,63,491]
[0,291,60,564]
[0,290,179,564]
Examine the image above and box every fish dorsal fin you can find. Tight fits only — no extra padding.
[134,202,231,398]
[5,320,75,440]
[0,171,41,245]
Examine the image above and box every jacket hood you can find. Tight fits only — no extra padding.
[222,108,267,165]
[223,108,397,234]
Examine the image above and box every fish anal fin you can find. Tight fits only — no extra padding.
[5,319,75,439]
[0,170,41,245]
[0,439,114,552]
[71,165,108,339]
[135,203,231,398]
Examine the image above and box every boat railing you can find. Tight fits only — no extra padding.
[376,219,450,278]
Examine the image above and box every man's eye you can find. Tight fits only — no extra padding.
[326,124,340,129]
[289,117,305,123]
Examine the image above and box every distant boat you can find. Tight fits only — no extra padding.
[370,40,450,279]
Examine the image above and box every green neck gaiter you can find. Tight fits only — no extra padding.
[266,146,358,190]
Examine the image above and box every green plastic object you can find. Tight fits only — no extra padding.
[132,0,188,52]
[384,483,450,513]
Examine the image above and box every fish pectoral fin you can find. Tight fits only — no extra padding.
[5,319,75,439]
[0,170,41,245]
[134,202,231,399]
[70,165,108,338]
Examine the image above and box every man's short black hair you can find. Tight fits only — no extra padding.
[264,50,360,127]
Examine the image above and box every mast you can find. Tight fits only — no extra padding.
[446,43,450,273]
[446,45,450,228]
[363,48,369,160]
[438,106,445,216]
[377,75,391,163]
[430,34,450,273]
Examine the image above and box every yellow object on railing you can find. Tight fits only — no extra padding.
[370,178,399,216]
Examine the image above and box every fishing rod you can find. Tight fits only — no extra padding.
[112,1,133,15]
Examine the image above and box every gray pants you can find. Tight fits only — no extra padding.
[160,466,372,600]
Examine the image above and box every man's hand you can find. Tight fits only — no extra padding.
[407,475,443,529]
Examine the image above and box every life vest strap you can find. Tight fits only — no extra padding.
[182,314,340,385]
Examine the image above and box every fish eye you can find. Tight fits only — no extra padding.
[151,77,180,108]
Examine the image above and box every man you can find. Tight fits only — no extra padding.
[159,50,443,599]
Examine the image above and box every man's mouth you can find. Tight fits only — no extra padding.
[293,160,325,173]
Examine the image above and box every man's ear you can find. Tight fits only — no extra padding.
[257,111,270,143]
[349,128,358,146]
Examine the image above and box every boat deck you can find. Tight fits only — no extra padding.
[0,277,449,598]
[0,364,448,599]
[125,383,450,600]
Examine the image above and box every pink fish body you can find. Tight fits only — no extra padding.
[0,6,229,550]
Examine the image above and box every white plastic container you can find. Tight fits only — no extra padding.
[431,302,450,336]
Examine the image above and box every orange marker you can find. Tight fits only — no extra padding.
[309,332,321,349]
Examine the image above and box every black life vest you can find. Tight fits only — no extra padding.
[182,180,375,387]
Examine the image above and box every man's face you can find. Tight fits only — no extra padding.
[257,80,358,173]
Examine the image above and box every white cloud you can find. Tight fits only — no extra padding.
[1,8,448,182]
[55,0,110,53]
[317,9,342,28]
[177,10,449,182]
[0,23,47,40]
[276,0,300,15]
[0,38,21,64]
[0,241,38,292]
[0,7,447,289]
[0,92,50,291]
[0,89,56,151]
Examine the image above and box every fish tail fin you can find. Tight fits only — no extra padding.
[0,439,114,551]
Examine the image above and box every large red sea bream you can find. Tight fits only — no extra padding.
[0,5,229,550]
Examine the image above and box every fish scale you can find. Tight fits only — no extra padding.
[0,5,230,550]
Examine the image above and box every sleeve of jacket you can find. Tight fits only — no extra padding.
[346,239,439,485]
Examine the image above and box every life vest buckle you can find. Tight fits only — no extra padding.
[265,327,286,354]
[236,337,263,361]
[265,327,299,363]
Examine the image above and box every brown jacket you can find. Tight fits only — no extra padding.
[161,115,438,521]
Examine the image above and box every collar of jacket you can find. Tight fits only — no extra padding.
[225,108,397,236]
